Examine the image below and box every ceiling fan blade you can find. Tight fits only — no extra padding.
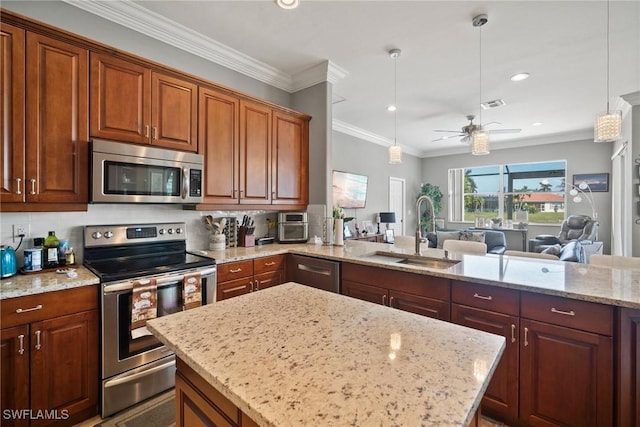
[482,121,502,128]
[460,135,471,144]
[486,128,522,134]
[432,134,464,142]
[434,129,463,133]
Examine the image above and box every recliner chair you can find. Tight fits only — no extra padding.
[529,215,599,253]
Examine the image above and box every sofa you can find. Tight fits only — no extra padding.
[426,229,507,255]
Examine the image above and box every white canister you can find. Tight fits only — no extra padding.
[209,234,226,251]
[24,248,42,271]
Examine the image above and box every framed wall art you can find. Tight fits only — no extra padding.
[572,173,609,192]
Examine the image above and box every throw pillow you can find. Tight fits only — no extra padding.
[459,231,485,243]
[541,244,562,257]
[436,231,461,249]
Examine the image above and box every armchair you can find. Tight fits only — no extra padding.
[529,215,599,254]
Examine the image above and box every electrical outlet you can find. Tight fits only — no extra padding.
[13,224,27,242]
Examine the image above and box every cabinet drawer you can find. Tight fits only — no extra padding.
[452,280,519,316]
[217,260,254,282]
[253,255,285,275]
[0,285,98,329]
[217,277,253,301]
[521,292,613,336]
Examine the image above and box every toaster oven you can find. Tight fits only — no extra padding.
[278,212,308,243]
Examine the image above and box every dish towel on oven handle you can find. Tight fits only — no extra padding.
[131,278,158,330]
[183,272,202,310]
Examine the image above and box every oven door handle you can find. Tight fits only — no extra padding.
[103,266,216,293]
[104,359,175,388]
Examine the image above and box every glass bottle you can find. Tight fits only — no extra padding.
[43,231,60,268]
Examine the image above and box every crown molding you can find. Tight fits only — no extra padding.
[62,0,346,92]
[332,120,420,157]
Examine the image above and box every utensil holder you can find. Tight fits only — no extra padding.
[239,228,255,247]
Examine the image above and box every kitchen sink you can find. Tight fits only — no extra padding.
[360,251,460,269]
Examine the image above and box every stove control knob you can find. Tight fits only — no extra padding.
[167,228,174,234]
[104,231,114,239]
[92,231,102,239]
[176,227,183,234]
[158,229,165,235]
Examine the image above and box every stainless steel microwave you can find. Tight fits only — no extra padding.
[278,212,308,243]
[91,139,203,204]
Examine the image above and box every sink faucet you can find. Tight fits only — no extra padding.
[415,195,436,255]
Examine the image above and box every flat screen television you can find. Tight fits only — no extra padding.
[332,170,368,208]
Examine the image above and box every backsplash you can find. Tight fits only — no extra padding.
[0,205,278,265]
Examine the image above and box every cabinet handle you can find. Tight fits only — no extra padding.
[254,280,260,291]
[233,190,238,198]
[29,179,36,195]
[18,334,25,355]
[382,294,387,305]
[473,293,493,301]
[152,126,158,140]
[264,261,276,266]
[524,327,529,347]
[389,296,395,307]
[15,304,43,314]
[229,268,243,273]
[35,330,41,350]
[144,125,150,138]
[249,280,254,292]
[511,324,516,343]
[551,307,575,317]
[15,178,22,195]
[272,191,276,199]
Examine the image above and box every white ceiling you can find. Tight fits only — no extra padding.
[69,1,640,157]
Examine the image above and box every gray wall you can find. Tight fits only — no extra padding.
[331,132,423,235]
[421,139,614,254]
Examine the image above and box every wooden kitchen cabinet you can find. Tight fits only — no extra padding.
[271,111,309,207]
[90,52,198,152]
[519,292,613,427]
[342,263,450,321]
[451,280,520,424]
[216,255,286,301]
[617,307,640,427]
[1,27,89,211]
[0,286,99,427]
[239,100,272,205]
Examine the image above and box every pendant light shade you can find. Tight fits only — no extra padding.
[594,0,621,143]
[471,131,490,155]
[388,48,402,164]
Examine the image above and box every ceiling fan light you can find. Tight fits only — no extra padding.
[389,145,402,164]
[594,110,622,143]
[471,131,490,155]
[276,0,299,9]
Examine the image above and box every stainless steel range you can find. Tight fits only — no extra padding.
[83,222,216,418]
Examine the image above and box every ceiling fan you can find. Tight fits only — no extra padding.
[432,115,521,143]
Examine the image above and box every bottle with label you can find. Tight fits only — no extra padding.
[43,231,60,268]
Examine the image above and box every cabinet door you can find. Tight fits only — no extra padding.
[520,319,613,427]
[0,23,25,203]
[151,72,197,152]
[217,278,253,301]
[175,373,234,427]
[1,325,30,427]
[253,270,283,292]
[26,33,88,204]
[90,53,151,144]
[391,289,450,321]
[452,304,519,423]
[30,310,98,427]
[342,280,387,306]
[617,308,640,427]
[271,111,308,206]
[199,87,240,203]
[239,100,271,204]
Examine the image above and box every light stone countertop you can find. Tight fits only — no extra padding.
[147,282,506,427]
[0,266,100,300]
[194,240,640,309]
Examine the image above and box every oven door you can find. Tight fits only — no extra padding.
[101,268,215,379]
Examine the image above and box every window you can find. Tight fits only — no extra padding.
[449,160,566,224]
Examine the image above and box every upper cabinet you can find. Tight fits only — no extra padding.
[90,53,198,152]
[198,86,309,210]
[1,25,89,211]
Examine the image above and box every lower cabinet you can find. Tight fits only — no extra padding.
[617,307,640,426]
[0,286,99,427]
[217,255,285,301]
[342,263,450,321]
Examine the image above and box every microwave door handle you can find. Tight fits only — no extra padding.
[181,167,188,199]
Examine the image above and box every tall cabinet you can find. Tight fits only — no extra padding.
[1,26,88,210]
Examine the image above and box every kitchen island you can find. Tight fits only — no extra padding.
[147,282,506,427]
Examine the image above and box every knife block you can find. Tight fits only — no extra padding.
[238,229,255,247]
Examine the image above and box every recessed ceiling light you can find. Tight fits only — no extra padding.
[387,105,396,112]
[276,0,299,9]
[510,72,530,82]
[532,122,543,126]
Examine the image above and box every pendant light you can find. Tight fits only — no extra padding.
[389,48,402,164]
[594,0,621,143]
[471,14,490,155]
